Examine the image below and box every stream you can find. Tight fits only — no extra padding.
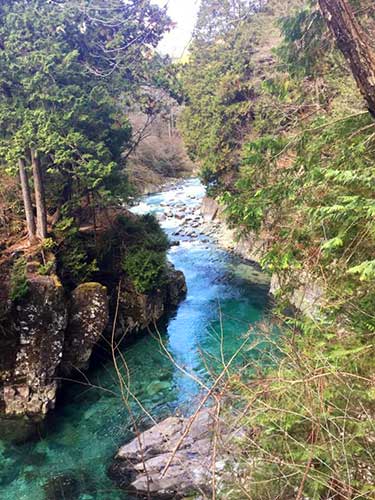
[0,178,271,499]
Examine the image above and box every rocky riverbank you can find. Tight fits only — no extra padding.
[109,409,215,498]
[199,196,324,316]
[0,209,187,437]
[150,190,270,286]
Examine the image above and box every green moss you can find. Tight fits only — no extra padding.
[10,257,29,302]
[76,282,106,292]
[38,261,54,276]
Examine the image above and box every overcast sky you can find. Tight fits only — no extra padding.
[153,0,201,58]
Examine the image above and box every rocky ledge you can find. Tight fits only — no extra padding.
[109,409,216,499]
[115,263,187,336]
[0,263,186,436]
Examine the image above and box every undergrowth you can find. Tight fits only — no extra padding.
[220,313,375,499]
[119,214,169,294]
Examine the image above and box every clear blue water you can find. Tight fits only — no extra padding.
[0,179,271,499]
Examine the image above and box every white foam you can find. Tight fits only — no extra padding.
[131,202,152,215]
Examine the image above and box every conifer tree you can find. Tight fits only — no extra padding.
[0,0,171,242]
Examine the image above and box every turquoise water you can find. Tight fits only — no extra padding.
[0,179,271,499]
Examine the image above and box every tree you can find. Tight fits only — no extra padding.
[18,158,36,243]
[31,149,47,240]
[0,0,172,243]
[180,0,264,188]
[318,0,375,117]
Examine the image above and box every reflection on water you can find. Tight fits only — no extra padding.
[0,179,271,499]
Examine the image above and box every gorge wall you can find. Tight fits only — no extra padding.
[200,196,324,317]
[0,212,187,437]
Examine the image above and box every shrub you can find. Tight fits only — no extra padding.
[122,248,166,293]
[220,315,375,499]
[54,217,98,288]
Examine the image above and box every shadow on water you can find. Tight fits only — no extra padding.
[0,179,273,500]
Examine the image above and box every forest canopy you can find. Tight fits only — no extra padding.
[0,0,172,242]
[180,0,375,496]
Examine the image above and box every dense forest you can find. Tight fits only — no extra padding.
[0,0,374,499]
[180,0,375,497]
[0,0,189,430]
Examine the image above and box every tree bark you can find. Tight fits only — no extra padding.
[31,149,47,239]
[18,158,36,243]
[318,0,375,117]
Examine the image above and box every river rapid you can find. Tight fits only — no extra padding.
[0,178,271,499]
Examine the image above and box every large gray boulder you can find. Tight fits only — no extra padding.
[109,409,214,499]
[0,277,110,431]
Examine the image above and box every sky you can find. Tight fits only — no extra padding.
[153,0,201,58]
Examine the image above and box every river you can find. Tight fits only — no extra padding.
[0,178,270,499]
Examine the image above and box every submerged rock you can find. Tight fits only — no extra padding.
[109,409,214,499]
[43,472,81,500]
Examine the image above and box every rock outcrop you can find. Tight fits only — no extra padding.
[0,263,186,430]
[61,282,109,375]
[166,264,187,307]
[0,275,67,421]
[270,271,324,318]
[109,409,214,499]
[200,196,269,262]
[116,264,187,335]
[201,196,324,315]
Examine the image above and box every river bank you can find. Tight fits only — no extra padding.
[0,178,271,499]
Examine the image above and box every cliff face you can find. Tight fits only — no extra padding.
[0,264,186,434]
[201,196,324,316]
[116,265,187,335]
[0,275,67,422]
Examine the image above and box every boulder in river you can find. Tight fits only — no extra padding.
[116,264,187,334]
[109,409,215,499]
[166,264,187,307]
[175,211,186,220]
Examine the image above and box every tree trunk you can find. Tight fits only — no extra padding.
[31,149,47,239]
[18,158,36,243]
[318,0,375,117]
